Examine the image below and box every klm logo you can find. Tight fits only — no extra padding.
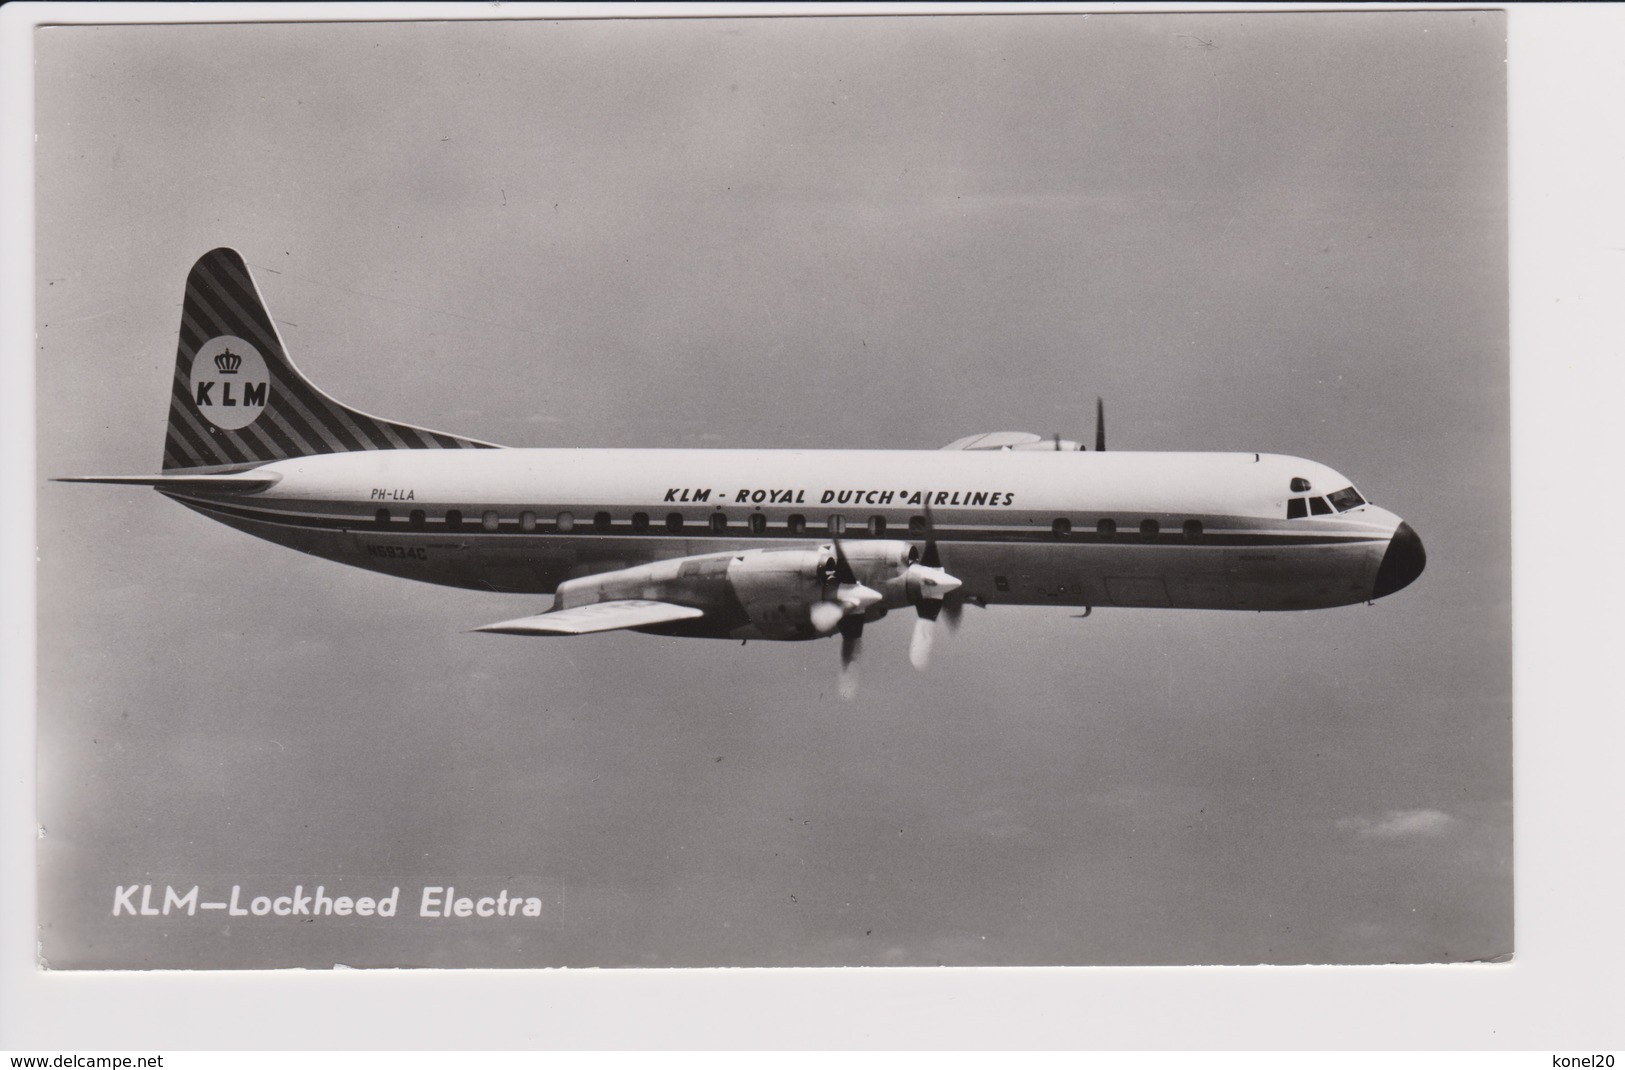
[191,336,270,431]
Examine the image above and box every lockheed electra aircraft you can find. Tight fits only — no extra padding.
[64,248,1426,682]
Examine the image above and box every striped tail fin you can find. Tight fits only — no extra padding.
[164,247,501,471]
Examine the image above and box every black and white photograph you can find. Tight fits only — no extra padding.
[28,5,1513,981]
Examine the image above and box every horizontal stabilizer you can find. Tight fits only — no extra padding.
[54,472,281,493]
[474,600,705,636]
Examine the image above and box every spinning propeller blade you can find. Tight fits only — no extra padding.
[831,538,858,584]
[908,615,936,670]
[920,502,942,568]
[905,503,964,670]
[839,616,864,667]
[837,616,864,700]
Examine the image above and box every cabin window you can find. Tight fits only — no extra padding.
[1096,518,1117,539]
[749,512,767,535]
[1052,518,1072,538]
[868,515,886,536]
[909,515,927,536]
[995,575,1010,592]
[445,509,464,531]
[1328,487,1366,512]
[482,510,500,532]
[556,511,575,533]
[828,514,847,535]
[1139,519,1160,541]
[520,511,537,532]
[1290,477,1312,493]
[1183,519,1203,541]
[631,511,650,533]
[1286,498,1307,520]
[593,511,613,532]
[1309,497,1332,516]
[710,513,729,534]
[666,512,684,533]
[409,509,426,530]
[787,513,806,535]
[374,508,391,528]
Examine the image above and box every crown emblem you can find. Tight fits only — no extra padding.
[213,348,242,374]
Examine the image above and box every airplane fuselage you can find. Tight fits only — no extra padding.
[163,446,1420,637]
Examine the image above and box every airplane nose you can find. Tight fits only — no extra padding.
[1373,521,1426,599]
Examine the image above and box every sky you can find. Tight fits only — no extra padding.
[29,11,1509,973]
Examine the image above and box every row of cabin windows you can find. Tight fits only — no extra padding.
[373,508,1206,541]
[374,509,883,535]
[1062,517,1205,542]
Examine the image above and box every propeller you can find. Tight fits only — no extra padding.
[812,538,882,635]
[811,538,882,700]
[905,503,963,669]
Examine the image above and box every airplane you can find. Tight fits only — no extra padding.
[61,248,1426,691]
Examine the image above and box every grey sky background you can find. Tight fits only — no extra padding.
[33,12,1507,970]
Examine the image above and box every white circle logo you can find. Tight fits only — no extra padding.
[191,336,270,431]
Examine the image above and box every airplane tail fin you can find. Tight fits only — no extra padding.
[163,247,499,471]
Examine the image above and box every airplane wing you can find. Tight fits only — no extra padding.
[939,431,1044,451]
[473,600,705,636]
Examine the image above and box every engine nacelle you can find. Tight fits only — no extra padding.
[728,541,924,638]
[724,547,851,639]
[826,540,918,600]
[830,540,961,609]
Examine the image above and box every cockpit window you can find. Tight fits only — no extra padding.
[1328,486,1366,512]
[1309,496,1332,516]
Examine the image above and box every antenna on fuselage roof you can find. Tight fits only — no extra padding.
[1095,396,1106,452]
